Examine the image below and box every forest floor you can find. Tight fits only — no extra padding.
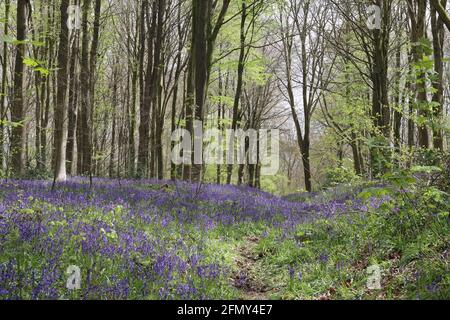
[0,178,448,300]
[232,236,274,300]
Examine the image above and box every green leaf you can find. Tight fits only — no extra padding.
[23,57,50,76]
[2,36,45,46]
[382,171,415,188]
[23,57,39,68]
[411,166,442,174]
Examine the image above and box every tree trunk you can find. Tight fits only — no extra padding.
[11,0,27,177]
[409,0,430,149]
[129,63,137,176]
[191,0,210,182]
[299,10,313,192]
[393,44,403,162]
[407,54,415,150]
[153,0,165,180]
[227,1,247,185]
[87,0,101,175]
[137,0,154,177]
[170,5,184,180]
[53,0,70,183]
[183,53,194,181]
[41,59,52,172]
[284,31,308,191]
[79,0,92,175]
[0,0,10,171]
[431,0,450,31]
[370,0,391,176]
[350,137,362,176]
[66,31,80,175]
[109,114,116,178]
[109,63,118,178]
[431,0,446,151]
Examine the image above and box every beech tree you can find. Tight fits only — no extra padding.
[10,0,27,176]
[53,0,70,183]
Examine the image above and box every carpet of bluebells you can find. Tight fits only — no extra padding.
[0,178,448,300]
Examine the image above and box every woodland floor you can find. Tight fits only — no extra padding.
[232,236,274,300]
[0,178,448,300]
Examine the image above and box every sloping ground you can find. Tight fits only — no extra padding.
[0,179,448,300]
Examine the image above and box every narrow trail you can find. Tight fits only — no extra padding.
[232,236,275,300]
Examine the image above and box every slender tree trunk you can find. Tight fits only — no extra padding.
[431,0,446,151]
[284,32,308,191]
[51,51,58,169]
[34,74,42,171]
[187,0,230,182]
[87,0,101,175]
[409,0,429,148]
[138,0,153,177]
[129,64,137,176]
[53,0,70,183]
[183,53,194,181]
[153,0,165,180]
[407,54,415,151]
[41,59,52,172]
[431,0,450,31]
[393,44,403,162]
[300,19,312,191]
[191,0,210,182]
[370,0,391,176]
[31,1,46,172]
[66,31,80,175]
[138,1,146,175]
[11,0,28,177]
[255,134,261,189]
[79,0,92,175]
[109,108,117,178]
[216,70,225,185]
[0,0,10,170]
[237,132,248,186]
[109,62,118,178]
[350,139,362,176]
[227,1,247,185]
[170,7,183,180]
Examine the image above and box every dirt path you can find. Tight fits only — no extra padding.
[232,236,275,300]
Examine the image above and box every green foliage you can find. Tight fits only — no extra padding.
[23,57,50,76]
[1,35,45,47]
[324,166,360,188]
[260,175,290,195]
[0,118,24,128]
[415,151,450,192]
[23,166,52,180]
[257,179,449,299]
